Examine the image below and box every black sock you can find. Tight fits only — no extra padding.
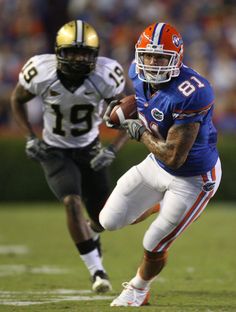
[76,238,96,255]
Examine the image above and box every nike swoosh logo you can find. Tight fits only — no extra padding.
[84,91,94,95]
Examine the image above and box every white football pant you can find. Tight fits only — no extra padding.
[99,154,221,252]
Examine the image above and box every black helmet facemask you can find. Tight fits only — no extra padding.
[57,46,98,78]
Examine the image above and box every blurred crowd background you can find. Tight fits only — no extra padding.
[0,0,235,134]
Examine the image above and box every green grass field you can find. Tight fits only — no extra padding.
[0,202,235,312]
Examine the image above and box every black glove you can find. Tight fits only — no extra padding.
[25,136,51,161]
[90,145,116,171]
[103,100,121,129]
[122,119,147,141]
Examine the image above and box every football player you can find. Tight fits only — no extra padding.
[11,20,128,293]
[100,22,222,306]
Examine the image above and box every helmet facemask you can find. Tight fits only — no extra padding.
[57,46,98,78]
[135,22,184,85]
[135,45,182,84]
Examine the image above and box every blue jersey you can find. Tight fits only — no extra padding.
[129,62,219,176]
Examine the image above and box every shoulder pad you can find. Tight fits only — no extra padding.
[128,61,137,79]
[19,54,57,95]
[92,56,125,98]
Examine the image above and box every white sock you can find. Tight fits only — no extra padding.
[80,248,105,276]
[130,269,155,289]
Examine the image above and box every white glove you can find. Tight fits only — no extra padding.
[121,119,147,141]
[25,135,51,161]
[90,145,116,171]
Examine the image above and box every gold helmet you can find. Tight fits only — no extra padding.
[55,20,99,77]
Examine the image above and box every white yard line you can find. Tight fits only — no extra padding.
[0,265,69,276]
[0,289,93,295]
[0,245,29,255]
[0,289,113,306]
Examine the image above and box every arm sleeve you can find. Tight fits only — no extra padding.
[173,87,215,125]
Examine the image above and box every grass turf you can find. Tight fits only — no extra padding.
[0,202,235,311]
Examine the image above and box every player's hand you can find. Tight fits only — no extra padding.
[121,119,147,141]
[90,145,116,171]
[25,135,51,162]
[103,100,121,129]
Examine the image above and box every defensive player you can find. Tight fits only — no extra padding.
[100,22,222,306]
[11,20,128,293]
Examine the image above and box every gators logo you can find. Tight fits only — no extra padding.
[202,181,215,192]
[151,108,164,121]
[172,35,183,48]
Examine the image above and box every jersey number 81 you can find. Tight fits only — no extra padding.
[178,76,205,97]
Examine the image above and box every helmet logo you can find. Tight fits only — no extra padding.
[151,108,164,121]
[172,35,183,48]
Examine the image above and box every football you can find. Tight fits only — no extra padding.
[110,95,138,126]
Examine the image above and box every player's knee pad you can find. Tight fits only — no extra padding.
[99,184,133,231]
[99,208,121,231]
[143,214,176,252]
